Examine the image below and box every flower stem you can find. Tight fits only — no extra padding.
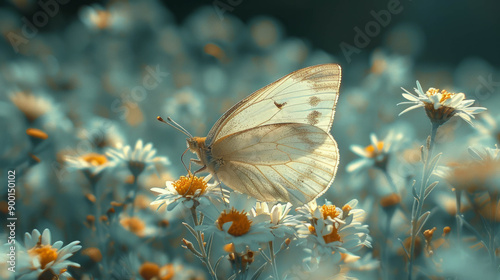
[128,175,139,216]
[383,212,393,280]
[455,190,463,241]
[383,170,399,194]
[91,179,109,277]
[408,123,439,280]
[269,241,280,280]
[489,191,498,268]
[190,207,217,280]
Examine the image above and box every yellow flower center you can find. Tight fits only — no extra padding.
[90,10,111,29]
[139,262,175,280]
[120,217,146,236]
[364,141,384,158]
[320,204,341,220]
[26,128,48,140]
[28,245,58,269]
[217,208,252,236]
[380,193,401,208]
[172,175,207,197]
[426,88,440,95]
[426,88,457,103]
[139,262,159,280]
[204,43,226,60]
[307,204,343,244]
[308,224,342,244]
[81,153,107,166]
[159,264,175,280]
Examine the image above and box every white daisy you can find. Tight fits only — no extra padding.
[77,117,125,149]
[79,5,115,31]
[296,199,371,257]
[9,90,53,123]
[151,173,226,211]
[16,229,81,280]
[469,145,500,162]
[106,139,169,177]
[254,202,298,237]
[346,131,404,173]
[398,81,486,126]
[200,192,274,252]
[286,252,345,280]
[473,112,500,145]
[65,152,114,177]
[436,146,500,193]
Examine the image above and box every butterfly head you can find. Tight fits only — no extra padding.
[187,137,207,153]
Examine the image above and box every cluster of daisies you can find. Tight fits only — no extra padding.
[3,0,500,278]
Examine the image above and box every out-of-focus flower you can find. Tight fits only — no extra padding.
[119,215,156,238]
[346,131,404,173]
[9,91,53,122]
[106,139,169,177]
[286,252,344,280]
[296,199,371,257]
[399,81,486,125]
[138,261,175,280]
[65,152,113,177]
[469,145,500,162]
[79,4,131,32]
[201,192,274,252]
[163,87,205,124]
[249,17,282,49]
[77,117,125,149]
[115,254,205,280]
[439,146,500,193]
[26,128,49,148]
[473,112,500,145]
[80,5,112,30]
[368,50,412,87]
[151,173,226,211]
[254,202,298,237]
[17,229,81,280]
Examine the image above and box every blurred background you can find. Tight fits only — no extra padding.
[1,0,500,279]
[2,0,500,66]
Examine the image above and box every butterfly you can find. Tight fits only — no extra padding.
[159,64,341,206]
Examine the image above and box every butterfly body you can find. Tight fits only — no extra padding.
[186,64,342,206]
[187,136,220,174]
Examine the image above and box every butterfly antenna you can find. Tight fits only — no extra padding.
[157,116,193,138]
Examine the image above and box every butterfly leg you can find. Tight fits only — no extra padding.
[210,171,228,207]
[183,161,208,197]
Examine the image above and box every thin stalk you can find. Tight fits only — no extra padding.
[91,179,109,277]
[455,190,463,241]
[489,191,498,267]
[269,241,280,280]
[190,207,217,280]
[383,212,393,280]
[128,175,139,216]
[383,170,399,194]
[408,123,439,280]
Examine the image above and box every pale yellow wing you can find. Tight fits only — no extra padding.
[211,123,339,205]
[206,64,341,146]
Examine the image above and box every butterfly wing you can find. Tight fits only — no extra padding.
[211,123,338,205]
[206,64,341,146]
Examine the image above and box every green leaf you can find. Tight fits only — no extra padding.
[182,222,198,239]
[424,181,439,200]
[251,262,268,280]
[416,211,430,234]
